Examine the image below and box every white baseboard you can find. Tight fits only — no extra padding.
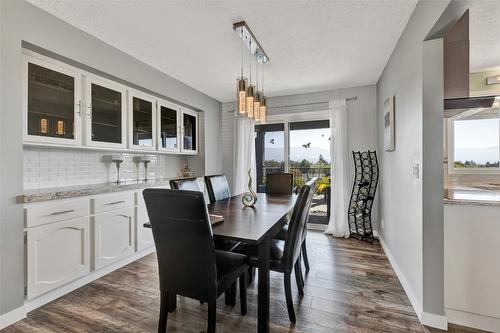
[0,306,27,330]
[377,234,423,321]
[376,233,448,330]
[447,308,500,332]
[25,247,155,312]
[423,312,448,330]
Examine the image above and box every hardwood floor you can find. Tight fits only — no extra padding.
[2,231,484,333]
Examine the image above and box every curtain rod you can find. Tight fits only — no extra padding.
[226,96,357,113]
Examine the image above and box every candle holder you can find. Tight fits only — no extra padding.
[242,169,257,207]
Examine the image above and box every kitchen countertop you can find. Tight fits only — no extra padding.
[444,187,500,207]
[18,178,177,204]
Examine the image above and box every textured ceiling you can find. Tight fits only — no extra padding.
[28,0,418,102]
[469,0,500,71]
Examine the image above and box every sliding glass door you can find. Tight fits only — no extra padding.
[255,123,285,192]
[255,119,331,224]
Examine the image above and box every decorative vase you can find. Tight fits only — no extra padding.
[242,169,257,207]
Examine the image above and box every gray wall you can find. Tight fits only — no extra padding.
[221,85,378,223]
[0,0,222,316]
[376,0,449,320]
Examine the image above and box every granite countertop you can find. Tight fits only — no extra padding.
[444,187,500,207]
[18,178,176,204]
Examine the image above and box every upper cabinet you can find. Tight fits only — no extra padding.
[158,99,180,152]
[85,76,127,148]
[23,51,199,155]
[181,108,198,154]
[23,54,82,146]
[129,90,156,151]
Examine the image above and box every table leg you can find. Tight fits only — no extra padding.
[257,237,270,333]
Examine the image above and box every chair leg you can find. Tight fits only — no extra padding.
[294,262,304,297]
[284,273,296,323]
[158,291,169,333]
[248,267,255,285]
[225,288,231,306]
[207,301,217,333]
[239,272,247,315]
[230,282,237,307]
[167,293,177,313]
[302,240,310,274]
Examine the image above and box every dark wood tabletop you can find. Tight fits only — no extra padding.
[208,193,296,244]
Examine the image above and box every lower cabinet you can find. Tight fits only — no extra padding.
[94,207,135,269]
[136,205,155,251]
[27,217,90,299]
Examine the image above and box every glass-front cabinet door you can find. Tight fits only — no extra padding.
[23,54,82,145]
[158,100,180,152]
[85,76,126,148]
[181,108,198,154]
[128,90,156,150]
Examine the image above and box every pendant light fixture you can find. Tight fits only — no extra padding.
[245,38,255,118]
[233,21,269,123]
[253,58,261,121]
[236,27,247,114]
[259,64,267,123]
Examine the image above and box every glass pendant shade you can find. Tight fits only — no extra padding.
[254,92,262,121]
[237,77,247,114]
[246,85,255,117]
[259,96,266,123]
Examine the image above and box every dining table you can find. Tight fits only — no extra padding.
[144,192,296,332]
[208,192,296,333]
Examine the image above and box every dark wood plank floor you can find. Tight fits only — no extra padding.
[2,231,484,333]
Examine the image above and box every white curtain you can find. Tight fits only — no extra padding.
[325,99,350,238]
[233,116,257,195]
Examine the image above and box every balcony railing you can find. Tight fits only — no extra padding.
[257,166,330,189]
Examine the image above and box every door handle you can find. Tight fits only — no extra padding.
[50,209,75,216]
[105,200,126,205]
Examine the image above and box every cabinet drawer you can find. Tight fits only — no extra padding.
[93,192,134,214]
[27,217,90,299]
[26,199,89,228]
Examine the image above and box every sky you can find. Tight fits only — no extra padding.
[454,117,499,163]
[263,128,331,163]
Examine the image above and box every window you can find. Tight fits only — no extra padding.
[448,111,500,174]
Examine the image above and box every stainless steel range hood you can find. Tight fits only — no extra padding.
[443,10,498,117]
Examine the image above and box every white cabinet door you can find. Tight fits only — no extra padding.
[27,217,90,299]
[94,207,135,269]
[136,205,154,251]
[128,90,156,151]
[180,108,198,154]
[84,75,127,149]
[157,99,181,152]
[23,52,82,146]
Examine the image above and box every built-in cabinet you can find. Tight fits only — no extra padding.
[85,75,127,148]
[23,50,199,155]
[23,54,82,146]
[24,188,167,302]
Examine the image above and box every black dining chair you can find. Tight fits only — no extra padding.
[169,177,201,191]
[142,189,248,333]
[234,183,312,323]
[204,175,231,204]
[274,177,317,281]
[266,173,294,194]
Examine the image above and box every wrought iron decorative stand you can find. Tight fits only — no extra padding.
[348,151,379,243]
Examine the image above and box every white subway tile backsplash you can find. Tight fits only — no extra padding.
[23,146,188,190]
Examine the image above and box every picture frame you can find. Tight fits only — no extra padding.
[384,96,395,152]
